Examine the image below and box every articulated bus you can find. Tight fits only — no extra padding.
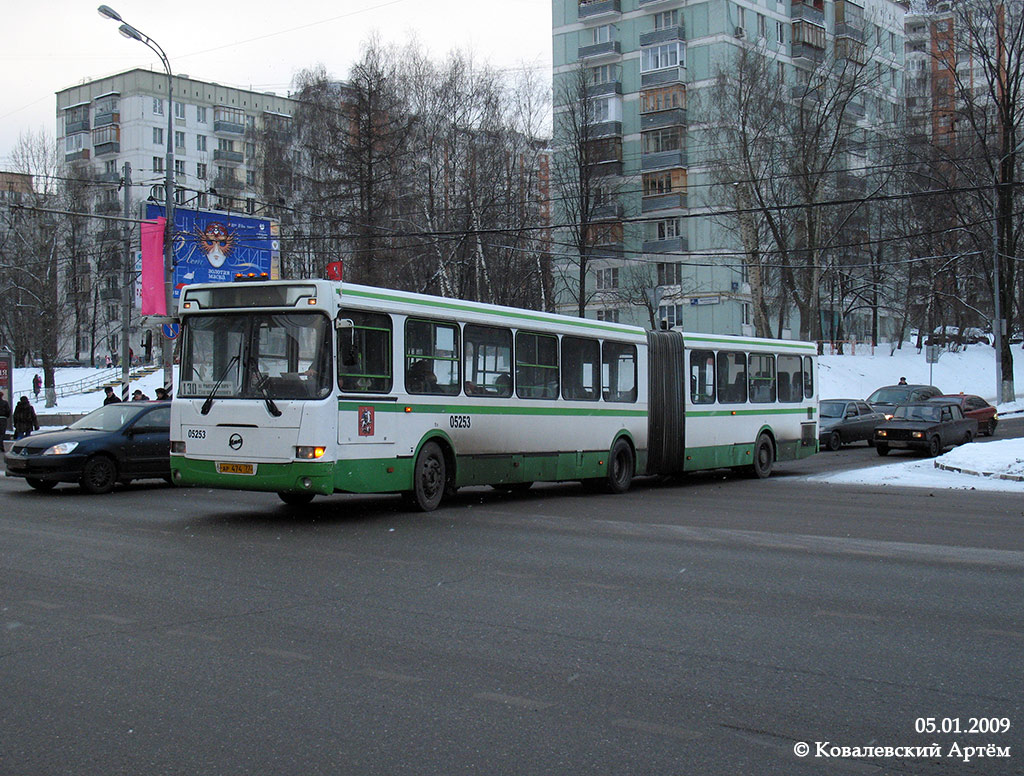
[169,278,818,510]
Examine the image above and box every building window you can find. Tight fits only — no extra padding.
[777,20,785,43]
[592,24,613,44]
[196,106,207,123]
[590,64,617,85]
[641,42,684,72]
[153,127,164,145]
[218,138,234,152]
[758,13,766,38]
[642,127,684,153]
[653,10,679,29]
[793,21,826,49]
[658,304,684,327]
[153,98,164,115]
[590,97,611,123]
[104,159,117,175]
[595,267,619,290]
[175,131,185,149]
[93,125,118,147]
[595,309,620,323]
[196,135,207,152]
[657,262,683,286]
[174,101,185,120]
[246,169,256,186]
[174,160,185,176]
[153,157,164,173]
[643,170,686,196]
[197,163,207,180]
[647,217,682,241]
[245,142,255,159]
[640,85,686,113]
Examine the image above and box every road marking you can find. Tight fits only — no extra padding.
[357,668,425,684]
[23,600,64,610]
[576,581,623,591]
[612,718,702,741]
[165,628,223,643]
[475,692,554,711]
[980,628,1024,640]
[813,609,882,622]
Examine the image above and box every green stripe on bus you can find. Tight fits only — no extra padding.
[683,334,817,351]
[343,287,644,336]
[688,407,817,417]
[338,401,647,417]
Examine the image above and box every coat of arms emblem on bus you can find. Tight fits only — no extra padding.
[194,222,237,269]
[358,406,375,437]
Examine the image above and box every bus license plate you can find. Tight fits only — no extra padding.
[217,462,256,475]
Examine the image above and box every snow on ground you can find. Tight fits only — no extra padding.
[7,340,1024,491]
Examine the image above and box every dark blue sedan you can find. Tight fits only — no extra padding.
[4,402,170,493]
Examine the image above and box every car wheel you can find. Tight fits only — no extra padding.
[605,438,635,494]
[25,477,57,492]
[278,491,315,506]
[748,433,774,479]
[825,431,841,451]
[927,436,942,457]
[80,455,117,494]
[410,440,446,512]
[876,444,889,456]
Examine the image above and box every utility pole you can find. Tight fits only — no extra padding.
[120,162,133,400]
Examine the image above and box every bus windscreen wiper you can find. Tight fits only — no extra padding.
[246,355,283,417]
[200,355,240,415]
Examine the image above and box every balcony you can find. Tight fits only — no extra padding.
[835,23,865,41]
[641,192,687,212]
[95,200,120,215]
[93,111,119,128]
[97,171,121,185]
[213,149,244,164]
[590,160,623,177]
[590,243,625,259]
[213,174,244,192]
[587,79,622,98]
[641,107,687,130]
[65,149,90,163]
[577,0,620,19]
[791,42,826,64]
[589,120,622,139]
[641,66,685,88]
[791,2,825,25]
[641,150,688,171]
[642,236,688,254]
[214,119,245,135]
[65,118,90,134]
[94,141,120,157]
[638,0,675,6]
[639,26,685,47]
[99,287,122,302]
[592,201,624,220]
[578,40,621,60]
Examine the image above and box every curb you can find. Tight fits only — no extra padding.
[934,461,1024,483]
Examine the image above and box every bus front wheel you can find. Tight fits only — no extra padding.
[748,433,774,479]
[278,491,315,506]
[410,441,446,512]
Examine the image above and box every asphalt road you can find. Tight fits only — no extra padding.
[2,430,1022,776]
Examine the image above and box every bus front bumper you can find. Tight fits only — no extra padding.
[171,455,336,495]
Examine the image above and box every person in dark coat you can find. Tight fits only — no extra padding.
[32,373,41,399]
[13,396,39,440]
[103,386,122,405]
[0,390,10,441]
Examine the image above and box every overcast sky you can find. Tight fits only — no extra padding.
[0,0,553,166]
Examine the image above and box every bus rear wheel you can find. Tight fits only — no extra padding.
[410,441,446,512]
[748,433,774,479]
[606,438,635,494]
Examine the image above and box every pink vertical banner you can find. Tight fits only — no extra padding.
[141,217,167,316]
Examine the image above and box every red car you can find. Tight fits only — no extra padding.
[930,394,998,436]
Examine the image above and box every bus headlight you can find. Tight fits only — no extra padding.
[295,446,327,460]
[170,441,186,454]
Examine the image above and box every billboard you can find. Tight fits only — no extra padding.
[145,205,280,297]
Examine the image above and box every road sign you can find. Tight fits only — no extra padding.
[926,345,941,364]
[162,323,180,340]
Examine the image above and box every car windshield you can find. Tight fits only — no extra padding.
[68,404,149,432]
[893,405,941,422]
[820,401,847,418]
[867,387,911,404]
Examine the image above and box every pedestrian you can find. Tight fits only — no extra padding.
[0,390,10,442]
[13,396,39,440]
[154,387,171,401]
[32,373,41,400]
[898,376,908,385]
[131,389,150,401]
[105,354,112,369]
[103,386,122,405]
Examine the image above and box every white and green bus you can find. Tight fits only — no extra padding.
[169,277,818,510]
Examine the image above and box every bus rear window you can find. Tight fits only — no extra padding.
[561,337,600,401]
[602,341,637,403]
[717,351,747,404]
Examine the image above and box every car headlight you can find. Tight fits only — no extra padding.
[877,430,887,437]
[912,431,924,439]
[43,442,78,456]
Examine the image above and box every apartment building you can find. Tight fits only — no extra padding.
[552,0,908,336]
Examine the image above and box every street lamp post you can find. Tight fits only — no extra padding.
[98,5,175,394]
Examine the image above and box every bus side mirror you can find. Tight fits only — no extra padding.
[335,318,354,330]
[336,319,358,366]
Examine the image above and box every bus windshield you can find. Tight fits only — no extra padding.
[178,312,333,400]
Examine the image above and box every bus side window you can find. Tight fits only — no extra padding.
[464,324,512,397]
[802,356,814,399]
[717,351,747,404]
[602,341,637,403]
[561,336,600,401]
[690,350,715,404]
[748,353,776,403]
[777,354,801,403]
[516,331,558,399]
[405,319,460,395]
[338,309,393,393]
